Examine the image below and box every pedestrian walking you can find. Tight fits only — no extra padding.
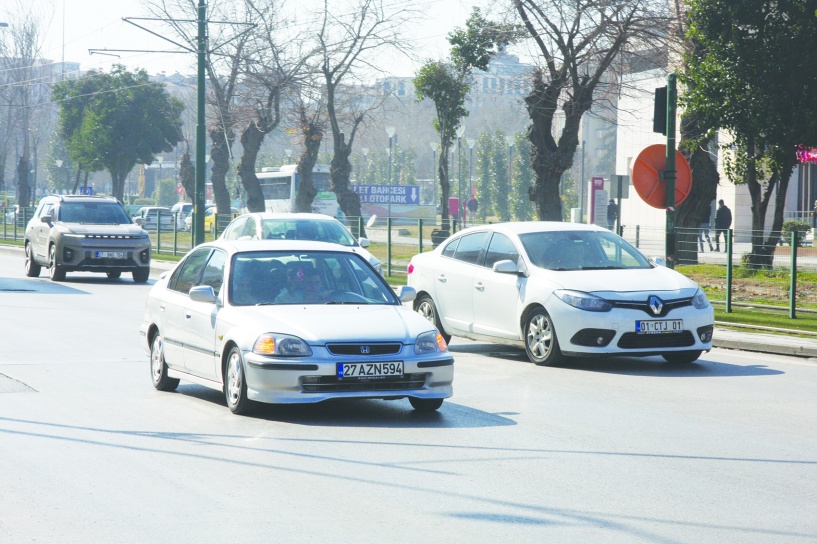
[714,199,732,251]
[466,195,478,226]
[607,199,618,231]
[698,205,713,252]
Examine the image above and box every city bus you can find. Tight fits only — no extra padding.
[256,164,339,216]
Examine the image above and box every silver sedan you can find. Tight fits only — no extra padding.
[139,240,452,415]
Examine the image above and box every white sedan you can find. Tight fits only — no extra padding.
[407,222,714,365]
[219,212,382,274]
[140,240,452,414]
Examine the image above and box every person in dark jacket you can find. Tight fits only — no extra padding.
[699,205,713,252]
[607,199,618,230]
[714,199,732,252]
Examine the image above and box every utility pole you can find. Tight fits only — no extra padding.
[664,74,677,269]
[194,0,206,246]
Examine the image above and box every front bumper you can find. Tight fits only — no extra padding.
[242,348,454,404]
[56,236,151,272]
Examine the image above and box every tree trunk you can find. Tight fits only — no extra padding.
[209,128,234,214]
[71,162,82,194]
[438,136,451,230]
[179,152,194,202]
[238,124,265,213]
[294,122,321,214]
[331,134,366,238]
[17,156,31,208]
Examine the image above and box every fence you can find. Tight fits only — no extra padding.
[3,206,815,317]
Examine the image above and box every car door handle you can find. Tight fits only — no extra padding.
[474,282,485,291]
[185,312,192,319]
[436,274,447,283]
[159,305,166,312]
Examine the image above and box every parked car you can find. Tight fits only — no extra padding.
[135,206,174,231]
[139,239,452,414]
[407,222,714,365]
[170,202,193,231]
[183,205,237,233]
[23,194,151,282]
[219,212,382,274]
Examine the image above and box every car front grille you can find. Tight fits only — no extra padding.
[301,373,426,393]
[611,297,692,317]
[326,343,402,356]
[617,331,695,349]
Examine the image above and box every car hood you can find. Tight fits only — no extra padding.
[234,304,435,344]
[538,265,699,298]
[59,222,147,236]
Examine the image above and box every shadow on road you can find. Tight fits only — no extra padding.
[448,343,784,378]
[0,276,91,294]
[176,385,516,428]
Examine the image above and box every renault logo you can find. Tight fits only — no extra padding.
[360,346,370,354]
[648,296,663,316]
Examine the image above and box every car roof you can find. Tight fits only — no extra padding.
[245,212,340,222]
[45,194,119,204]
[200,239,359,255]
[454,221,608,236]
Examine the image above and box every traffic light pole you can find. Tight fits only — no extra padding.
[664,74,677,269]
[194,0,206,247]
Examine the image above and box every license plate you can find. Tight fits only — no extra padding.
[636,319,684,333]
[95,251,125,259]
[337,361,404,379]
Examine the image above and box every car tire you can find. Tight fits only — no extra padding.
[24,243,41,277]
[409,397,444,412]
[415,295,451,344]
[150,333,180,391]
[132,268,150,283]
[662,350,702,364]
[49,245,66,282]
[107,271,121,280]
[524,306,564,366]
[224,347,253,415]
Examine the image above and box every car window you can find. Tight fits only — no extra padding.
[222,217,247,240]
[452,232,490,265]
[241,217,257,238]
[169,248,212,294]
[520,230,651,270]
[198,249,227,296]
[59,202,131,224]
[484,233,520,269]
[441,238,460,258]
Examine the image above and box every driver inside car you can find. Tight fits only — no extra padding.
[274,266,329,304]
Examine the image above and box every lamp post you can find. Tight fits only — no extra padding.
[466,138,475,225]
[506,135,515,222]
[580,139,585,223]
[361,147,369,182]
[284,148,292,164]
[386,126,395,220]
[456,125,465,220]
[55,160,63,195]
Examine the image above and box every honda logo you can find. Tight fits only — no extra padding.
[648,296,663,316]
[360,346,370,354]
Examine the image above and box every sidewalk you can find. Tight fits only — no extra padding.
[2,243,815,359]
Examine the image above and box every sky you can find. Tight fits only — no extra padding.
[12,0,486,78]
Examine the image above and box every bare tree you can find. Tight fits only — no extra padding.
[511,0,669,221]
[315,0,419,233]
[235,0,312,212]
[146,0,253,214]
[0,0,50,208]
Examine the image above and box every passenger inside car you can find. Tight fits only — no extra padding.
[275,264,328,304]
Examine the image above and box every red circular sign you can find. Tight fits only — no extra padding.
[632,144,692,209]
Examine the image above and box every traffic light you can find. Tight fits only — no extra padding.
[653,86,667,135]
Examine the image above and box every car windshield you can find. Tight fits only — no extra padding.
[59,202,132,224]
[229,250,394,306]
[260,219,357,246]
[519,230,651,271]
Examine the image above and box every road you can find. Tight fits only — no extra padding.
[1,252,816,543]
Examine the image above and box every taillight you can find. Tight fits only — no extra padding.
[407,262,414,275]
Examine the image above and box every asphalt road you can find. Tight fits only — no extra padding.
[1,253,816,543]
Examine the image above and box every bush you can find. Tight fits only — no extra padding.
[781,220,810,246]
[133,198,156,206]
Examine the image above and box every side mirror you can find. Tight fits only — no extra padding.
[395,285,416,303]
[189,285,218,304]
[134,217,144,226]
[493,259,520,274]
[650,256,667,267]
[41,216,52,224]
[358,237,371,248]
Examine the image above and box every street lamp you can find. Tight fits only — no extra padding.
[456,125,466,220]
[55,160,63,195]
[361,147,369,183]
[506,135,515,222]
[285,148,292,163]
[386,126,395,220]
[466,138,475,225]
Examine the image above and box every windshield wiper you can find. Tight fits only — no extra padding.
[580,265,627,270]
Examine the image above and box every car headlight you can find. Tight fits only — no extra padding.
[692,288,710,309]
[62,233,85,238]
[414,330,447,354]
[554,289,612,312]
[253,333,312,357]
